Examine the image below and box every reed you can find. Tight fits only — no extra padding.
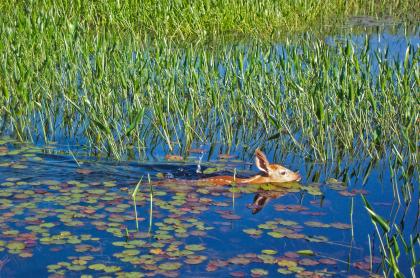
[361,195,418,277]
[0,31,417,172]
[131,177,143,231]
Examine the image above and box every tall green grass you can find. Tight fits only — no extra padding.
[0,31,418,167]
[0,0,417,43]
[362,194,419,277]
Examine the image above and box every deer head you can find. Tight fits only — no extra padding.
[255,149,301,183]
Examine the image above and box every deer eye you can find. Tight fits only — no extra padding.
[280,171,286,175]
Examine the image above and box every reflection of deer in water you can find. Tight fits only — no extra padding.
[196,149,301,186]
[249,190,289,214]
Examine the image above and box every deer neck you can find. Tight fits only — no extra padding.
[239,175,270,184]
[196,174,269,186]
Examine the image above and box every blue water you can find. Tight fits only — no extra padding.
[0,139,418,277]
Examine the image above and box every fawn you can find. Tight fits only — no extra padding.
[158,149,302,213]
[196,149,301,186]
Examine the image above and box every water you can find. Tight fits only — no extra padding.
[0,138,418,277]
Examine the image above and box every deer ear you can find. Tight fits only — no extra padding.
[255,149,270,174]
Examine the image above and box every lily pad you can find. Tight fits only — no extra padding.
[88,264,106,270]
[185,255,207,264]
[277,259,298,268]
[103,266,122,273]
[296,250,315,256]
[251,268,269,276]
[6,241,26,250]
[159,262,182,271]
[67,264,87,271]
[243,229,263,236]
[267,231,284,238]
[299,258,319,266]
[185,244,206,251]
[261,249,277,255]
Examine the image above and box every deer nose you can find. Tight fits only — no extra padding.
[295,172,302,182]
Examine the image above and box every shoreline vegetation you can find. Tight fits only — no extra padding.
[0,0,418,44]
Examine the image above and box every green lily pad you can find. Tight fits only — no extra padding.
[67,264,87,271]
[261,249,277,255]
[89,263,106,270]
[122,249,140,256]
[277,259,298,268]
[185,244,206,251]
[159,262,182,271]
[257,254,276,264]
[6,241,25,250]
[47,264,62,271]
[267,231,284,238]
[277,268,293,274]
[103,266,122,273]
[297,250,315,256]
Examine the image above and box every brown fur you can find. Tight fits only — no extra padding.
[196,149,301,186]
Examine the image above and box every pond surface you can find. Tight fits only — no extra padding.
[0,138,418,277]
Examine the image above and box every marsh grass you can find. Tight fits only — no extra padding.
[132,176,143,231]
[0,31,418,169]
[361,195,417,277]
[147,174,154,234]
[0,0,416,43]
